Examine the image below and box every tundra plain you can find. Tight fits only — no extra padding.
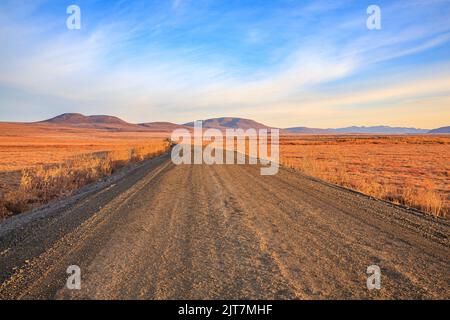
[0,123,449,218]
[280,135,450,217]
[0,121,449,299]
[0,122,170,218]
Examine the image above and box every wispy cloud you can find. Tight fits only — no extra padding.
[0,0,449,127]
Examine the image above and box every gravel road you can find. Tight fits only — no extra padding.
[0,152,448,299]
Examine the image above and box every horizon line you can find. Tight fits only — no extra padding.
[0,112,443,131]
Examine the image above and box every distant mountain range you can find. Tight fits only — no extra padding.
[283,125,430,134]
[29,113,450,134]
[428,126,450,134]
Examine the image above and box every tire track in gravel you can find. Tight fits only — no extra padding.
[0,153,448,299]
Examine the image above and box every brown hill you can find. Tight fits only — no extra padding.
[184,117,273,131]
[39,113,187,133]
[40,113,139,131]
[42,113,129,125]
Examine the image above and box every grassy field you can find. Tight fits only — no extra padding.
[280,135,449,217]
[0,123,448,218]
[0,123,170,218]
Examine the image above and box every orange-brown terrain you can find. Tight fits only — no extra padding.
[0,121,172,217]
[0,116,449,219]
[0,117,449,300]
[280,135,450,217]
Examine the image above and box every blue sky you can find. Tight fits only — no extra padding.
[0,0,449,128]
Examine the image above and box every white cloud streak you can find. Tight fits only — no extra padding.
[0,0,449,127]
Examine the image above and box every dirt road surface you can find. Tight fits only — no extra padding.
[0,153,448,299]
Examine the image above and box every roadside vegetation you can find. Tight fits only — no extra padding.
[0,141,169,218]
[280,135,449,217]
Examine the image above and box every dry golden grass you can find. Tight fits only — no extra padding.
[170,134,449,216]
[280,135,450,217]
[0,123,170,218]
[1,123,448,219]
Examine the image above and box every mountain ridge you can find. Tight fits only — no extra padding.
[428,126,450,134]
[284,125,429,134]
[183,117,271,130]
[41,113,128,125]
[33,113,447,134]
